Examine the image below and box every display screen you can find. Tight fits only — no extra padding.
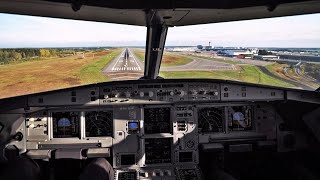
[118,172,137,180]
[145,138,172,164]
[52,112,80,138]
[227,106,253,131]
[144,107,171,134]
[128,122,139,134]
[179,151,193,163]
[177,169,200,180]
[198,107,224,133]
[121,154,136,166]
[85,111,113,137]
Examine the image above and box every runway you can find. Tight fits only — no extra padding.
[102,49,239,81]
[102,48,144,81]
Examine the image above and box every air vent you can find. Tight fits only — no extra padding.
[177,121,187,131]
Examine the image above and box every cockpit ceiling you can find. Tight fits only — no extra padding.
[0,0,320,26]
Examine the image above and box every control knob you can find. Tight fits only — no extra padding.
[186,140,195,149]
[179,90,185,96]
[169,91,174,96]
[190,90,198,96]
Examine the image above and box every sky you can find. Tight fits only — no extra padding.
[0,12,319,48]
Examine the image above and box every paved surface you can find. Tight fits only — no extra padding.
[102,48,144,81]
[282,67,316,90]
[229,57,274,66]
[295,65,320,84]
[184,52,273,66]
[102,49,238,81]
[258,66,314,90]
[160,54,236,71]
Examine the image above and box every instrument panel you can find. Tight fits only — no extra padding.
[2,80,297,180]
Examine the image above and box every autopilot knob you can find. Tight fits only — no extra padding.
[139,91,144,97]
[149,91,154,97]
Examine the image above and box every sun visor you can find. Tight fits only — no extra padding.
[0,0,320,26]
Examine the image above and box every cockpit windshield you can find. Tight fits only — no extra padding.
[157,13,320,90]
[0,13,319,99]
[0,13,146,98]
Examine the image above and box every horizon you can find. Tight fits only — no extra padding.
[0,12,320,48]
[1,46,320,49]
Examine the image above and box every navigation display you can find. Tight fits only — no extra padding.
[198,107,224,133]
[52,112,80,138]
[85,111,113,137]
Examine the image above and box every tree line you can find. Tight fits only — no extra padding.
[0,49,62,64]
[0,48,84,64]
[0,47,113,65]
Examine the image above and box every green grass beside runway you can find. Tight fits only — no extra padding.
[132,49,193,66]
[79,49,122,84]
[160,65,294,88]
[132,49,145,62]
[161,53,193,66]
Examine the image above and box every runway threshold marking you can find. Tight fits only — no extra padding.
[129,48,142,71]
[111,49,125,71]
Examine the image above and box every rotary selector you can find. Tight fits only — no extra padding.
[186,140,195,149]
[169,91,174,96]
